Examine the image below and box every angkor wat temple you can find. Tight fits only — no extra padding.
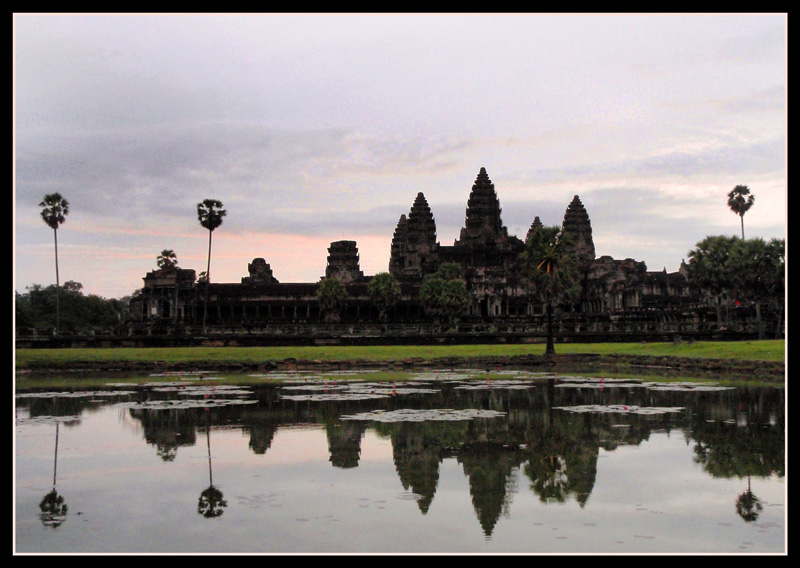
[125,167,775,344]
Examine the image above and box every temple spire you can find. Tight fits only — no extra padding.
[525,216,543,243]
[389,192,439,279]
[561,195,595,263]
[456,167,509,245]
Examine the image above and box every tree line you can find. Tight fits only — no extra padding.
[15,281,123,335]
[24,192,227,336]
[21,184,783,345]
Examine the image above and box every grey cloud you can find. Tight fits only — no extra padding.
[517,136,784,185]
[16,118,478,236]
[717,85,786,114]
[713,24,786,65]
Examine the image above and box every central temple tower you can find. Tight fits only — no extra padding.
[454,167,511,246]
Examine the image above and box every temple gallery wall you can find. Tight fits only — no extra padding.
[112,167,779,346]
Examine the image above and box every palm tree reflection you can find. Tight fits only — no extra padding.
[39,422,68,528]
[198,407,227,518]
[736,476,763,523]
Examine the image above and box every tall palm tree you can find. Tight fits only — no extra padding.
[39,422,68,528]
[196,199,226,331]
[727,185,755,239]
[39,193,69,335]
[520,225,581,356]
[198,407,227,518]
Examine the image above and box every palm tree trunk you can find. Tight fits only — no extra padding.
[53,228,60,336]
[741,215,745,240]
[202,230,212,332]
[53,422,59,487]
[545,302,555,356]
[755,301,763,340]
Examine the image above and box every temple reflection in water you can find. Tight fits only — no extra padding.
[15,373,784,539]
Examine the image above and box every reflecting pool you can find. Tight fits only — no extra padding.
[14,369,785,554]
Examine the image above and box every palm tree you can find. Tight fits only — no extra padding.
[196,199,226,331]
[39,193,70,335]
[198,407,227,518]
[520,225,581,356]
[156,249,178,270]
[735,477,763,523]
[727,185,755,239]
[39,422,68,528]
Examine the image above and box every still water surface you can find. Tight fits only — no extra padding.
[15,369,785,554]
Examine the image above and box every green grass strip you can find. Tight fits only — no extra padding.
[15,340,785,369]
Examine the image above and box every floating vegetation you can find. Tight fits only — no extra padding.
[249,369,381,381]
[557,376,643,383]
[554,377,643,388]
[643,383,735,392]
[340,408,506,422]
[116,398,258,410]
[553,405,685,415]
[146,385,254,396]
[279,383,351,391]
[279,382,439,402]
[148,371,213,377]
[249,372,326,381]
[15,415,82,426]
[16,390,136,399]
[408,372,476,382]
[453,379,536,390]
[320,370,381,376]
[279,393,392,402]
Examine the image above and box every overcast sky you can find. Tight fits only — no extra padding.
[14,13,786,299]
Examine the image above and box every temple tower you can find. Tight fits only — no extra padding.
[241,258,279,284]
[389,192,439,279]
[561,195,596,264]
[455,167,510,246]
[388,214,409,276]
[324,240,364,283]
[525,216,543,244]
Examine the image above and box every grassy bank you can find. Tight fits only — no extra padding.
[15,340,785,370]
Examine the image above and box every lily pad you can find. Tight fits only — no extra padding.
[116,398,258,410]
[16,390,136,399]
[279,393,392,402]
[553,404,685,415]
[454,379,536,390]
[15,415,82,426]
[643,383,735,392]
[340,408,507,422]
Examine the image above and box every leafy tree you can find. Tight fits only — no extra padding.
[367,272,401,322]
[420,263,470,329]
[727,185,755,239]
[728,237,785,339]
[156,249,178,269]
[197,199,226,330]
[15,282,122,335]
[39,193,70,335]
[520,225,581,355]
[317,277,348,323]
[686,235,785,336]
[685,235,739,328]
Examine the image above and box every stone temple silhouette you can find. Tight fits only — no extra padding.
[125,166,761,343]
